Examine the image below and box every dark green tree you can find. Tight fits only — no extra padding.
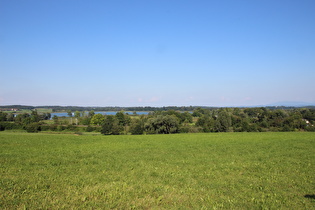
[67,110,73,117]
[25,123,41,133]
[214,109,231,132]
[130,118,144,135]
[88,110,95,117]
[15,113,30,124]
[115,111,131,134]
[30,110,40,122]
[101,115,123,135]
[195,115,215,132]
[74,111,81,118]
[115,111,131,126]
[0,112,7,121]
[144,115,179,134]
[52,115,59,124]
[6,113,15,121]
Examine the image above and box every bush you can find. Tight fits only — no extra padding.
[179,126,190,133]
[25,123,41,133]
[94,126,102,132]
[269,127,280,132]
[40,125,50,131]
[0,123,5,131]
[305,125,315,132]
[49,124,58,131]
[57,125,65,131]
[0,122,23,130]
[281,125,293,132]
[85,126,95,132]
[66,124,77,131]
[189,126,203,133]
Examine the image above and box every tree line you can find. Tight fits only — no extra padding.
[3,105,314,113]
[1,105,198,112]
[0,107,315,134]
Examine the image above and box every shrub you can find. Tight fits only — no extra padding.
[25,123,41,133]
[57,125,65,131]
[49,124,57,131]
[85,126,95,132]
[0,122,23,130]
[179,126,190,133]
[94,126,102,132]
[0,123,5,131]
[305,126,315,132]
[40,125,50,131]
[189,126,203,133]
[281,125,293,132]
[66,124,77,131]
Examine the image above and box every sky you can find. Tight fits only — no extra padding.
[1,0,315,107]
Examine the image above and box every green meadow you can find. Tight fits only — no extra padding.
[1,132,314,209]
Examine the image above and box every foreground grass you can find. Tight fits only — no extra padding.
[0,132,314,209]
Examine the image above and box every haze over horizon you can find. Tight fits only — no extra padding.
[1,0,315,107]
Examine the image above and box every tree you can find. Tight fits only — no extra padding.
[130,119,144,135]
[80,116,91,125]
[52,115,59,124]
[67,110,73,117]
[30,110,40,122]
[90,114,105,126]
[24,123,41,133]
[88,110,95,117]
[195,115,215,132]
[115,111,131,134]
[6,113,15,121]
[214,109,231,132]
[0,123,5,131]
[179,112,193,123]
[74,111,81,118]
[268,109,287,128]
[40,113,51,120]
[15,113,30,124]
[192,108,203,117]
[301,109,315,123]
[115,111,131,126]
[0,112,7,121]
[101,115,123,135]
[144,115,179,134]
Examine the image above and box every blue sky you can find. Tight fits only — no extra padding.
[1,0,315,107]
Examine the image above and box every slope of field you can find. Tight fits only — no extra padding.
[0,132,314,209]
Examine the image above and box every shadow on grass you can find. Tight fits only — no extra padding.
[304,194,315,199]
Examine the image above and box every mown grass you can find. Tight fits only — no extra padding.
[0,132,314,209]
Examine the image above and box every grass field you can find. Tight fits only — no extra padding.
[0,132,314,209]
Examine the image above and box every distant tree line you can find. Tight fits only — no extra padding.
[0,107,314,133]
[3,105,314,113]
[1,105,199,112]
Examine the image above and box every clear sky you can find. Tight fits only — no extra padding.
[1,0,315,107]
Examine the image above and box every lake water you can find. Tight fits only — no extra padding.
[51,111,149,118]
